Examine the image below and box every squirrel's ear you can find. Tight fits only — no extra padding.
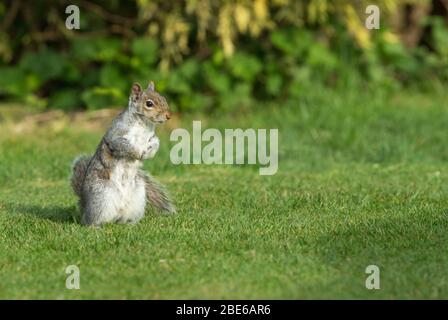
[147,81,155,91]
[131,83,142,101]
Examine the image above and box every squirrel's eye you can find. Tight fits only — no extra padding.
[145,100,154,108]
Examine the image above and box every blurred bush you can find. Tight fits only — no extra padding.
[0,0,447,112]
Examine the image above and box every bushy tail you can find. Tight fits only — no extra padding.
[71,155,91,197]
[138,169,175,213]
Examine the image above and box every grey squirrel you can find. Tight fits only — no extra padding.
[70,81,175,226]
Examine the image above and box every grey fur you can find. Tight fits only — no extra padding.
[138,170,176,213]
[71,155,90,197]
[70,82,174,226]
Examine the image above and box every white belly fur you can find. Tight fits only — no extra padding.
[109,159,146,222]
[109,123,154,222]
[124,124,154,155]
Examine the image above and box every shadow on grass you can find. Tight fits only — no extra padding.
[4,203,80,224]
[314,210,448,260]
[308,209,448,291]
[271,209,448,299]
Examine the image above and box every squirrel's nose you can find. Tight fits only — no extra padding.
[166,113,171,120]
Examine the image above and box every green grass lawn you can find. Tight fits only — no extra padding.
[1,88,448,299]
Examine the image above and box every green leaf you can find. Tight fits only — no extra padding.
[72,38,123,62]
[203,62,230,94]
[227,53,262,82]
[270,29,311,58]
[266,74,283,96]
[100,64,128,92]
[177,59,199,80]
[19,50,67,81]
[179,93,212,111]
[131,37,159,66]
[81,87,127,110]
[306,43,337,70]
[0,67,27,95]
[48,89,82,111]
[166,71,191,94]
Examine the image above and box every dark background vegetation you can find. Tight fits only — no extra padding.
[0,0,447,113]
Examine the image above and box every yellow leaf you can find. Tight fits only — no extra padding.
[344,4,371,49]
[234,4,251,33]
[254,0,268,20]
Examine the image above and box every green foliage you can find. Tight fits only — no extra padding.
[0,1,447,111]
[71,38,123,63]
[82,87,127,110]
[0,67,29,95]
[48,89,82,111]
[131,37,159,67]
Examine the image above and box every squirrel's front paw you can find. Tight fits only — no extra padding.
[142,136,160,159]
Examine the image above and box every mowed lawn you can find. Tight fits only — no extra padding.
[1,89,448,299]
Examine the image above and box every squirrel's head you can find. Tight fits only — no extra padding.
[129,81,171,124]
